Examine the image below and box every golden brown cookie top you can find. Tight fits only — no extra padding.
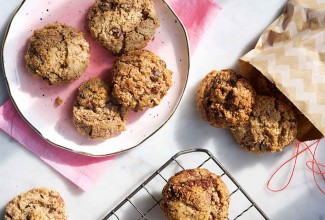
[5,188,66,220]
[87,0,159,54]
[196,69,256,128]
[232,95,297,153]
[112,50,172,111]
[160,168,230,220]
[76,78,110,110]
[255,75,301,115]
[73,78,127,139]
[25,23,90,85]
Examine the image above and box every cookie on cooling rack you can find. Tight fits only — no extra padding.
[196,69,256,128]
[87,0,159,54]
[25,23,90,85]
[73,78,127,139]
[112,50,173,111]
[160,168,230,220]
[5,188,66,220]
[231,95,297,153]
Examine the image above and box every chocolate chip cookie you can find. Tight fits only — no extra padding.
[160,168,230,220]
[196,69,256,128]
[112,50,172,111]
[25,23,90,85]
[87,0,159,54]
[5,188,66,220]
[73,78,127,139]
[232,95,297,153]
[255,75,301,115]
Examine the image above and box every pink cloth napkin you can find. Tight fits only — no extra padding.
[168,0,221,52]
[0,0,221,191]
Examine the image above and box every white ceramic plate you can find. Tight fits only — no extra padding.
[2,0,190,156]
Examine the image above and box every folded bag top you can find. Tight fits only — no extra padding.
[240,0,325,141]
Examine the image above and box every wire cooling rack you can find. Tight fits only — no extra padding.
[102,148,269,220]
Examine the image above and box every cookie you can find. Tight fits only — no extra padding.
[196,69,256,128]
[87,0,159,54]
[255,75,301,115]
[112,50,172,111]
[4,188,66,220]
[25,23,90,85]
[72,78,127,139]
[231,95,297,153]
[160,168,230,220]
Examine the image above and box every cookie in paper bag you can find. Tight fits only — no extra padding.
[239,0,325,141]
[231,96,297,153]
[253,74,323,141]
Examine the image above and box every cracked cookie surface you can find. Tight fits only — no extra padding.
[196,69,256,128]
[112,50,172,111]
[160,168,230,220]
[5,188,66,220]
[73,78,127,139]
[25,23,90,85]
[87,0,159,54]
[231,95,297,153]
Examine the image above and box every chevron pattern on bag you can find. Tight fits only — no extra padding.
[240,0,325,138]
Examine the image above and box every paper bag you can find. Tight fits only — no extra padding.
[239,0,325,141]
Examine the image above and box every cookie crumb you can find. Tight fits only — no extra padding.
[55,97,63,106]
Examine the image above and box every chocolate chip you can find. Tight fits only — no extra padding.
[110,2,118,10]
[230,78,237,87]
[150,76,157,81]
[150,70,162,82]
[70,31,76,37]
[99,1,118,11]
[154,70,162,77]
[159,60,166,67]
[30,46,38,56]
[142,9,150,19]
[151,85,160,94]
[60,63,68,68]
[110,28,121,38]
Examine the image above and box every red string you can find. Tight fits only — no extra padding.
[267,139,325,195]
[305,140,325,195]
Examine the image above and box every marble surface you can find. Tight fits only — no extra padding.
[1,0,325,219]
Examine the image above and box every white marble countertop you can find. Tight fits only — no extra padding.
[1,0,325,219]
